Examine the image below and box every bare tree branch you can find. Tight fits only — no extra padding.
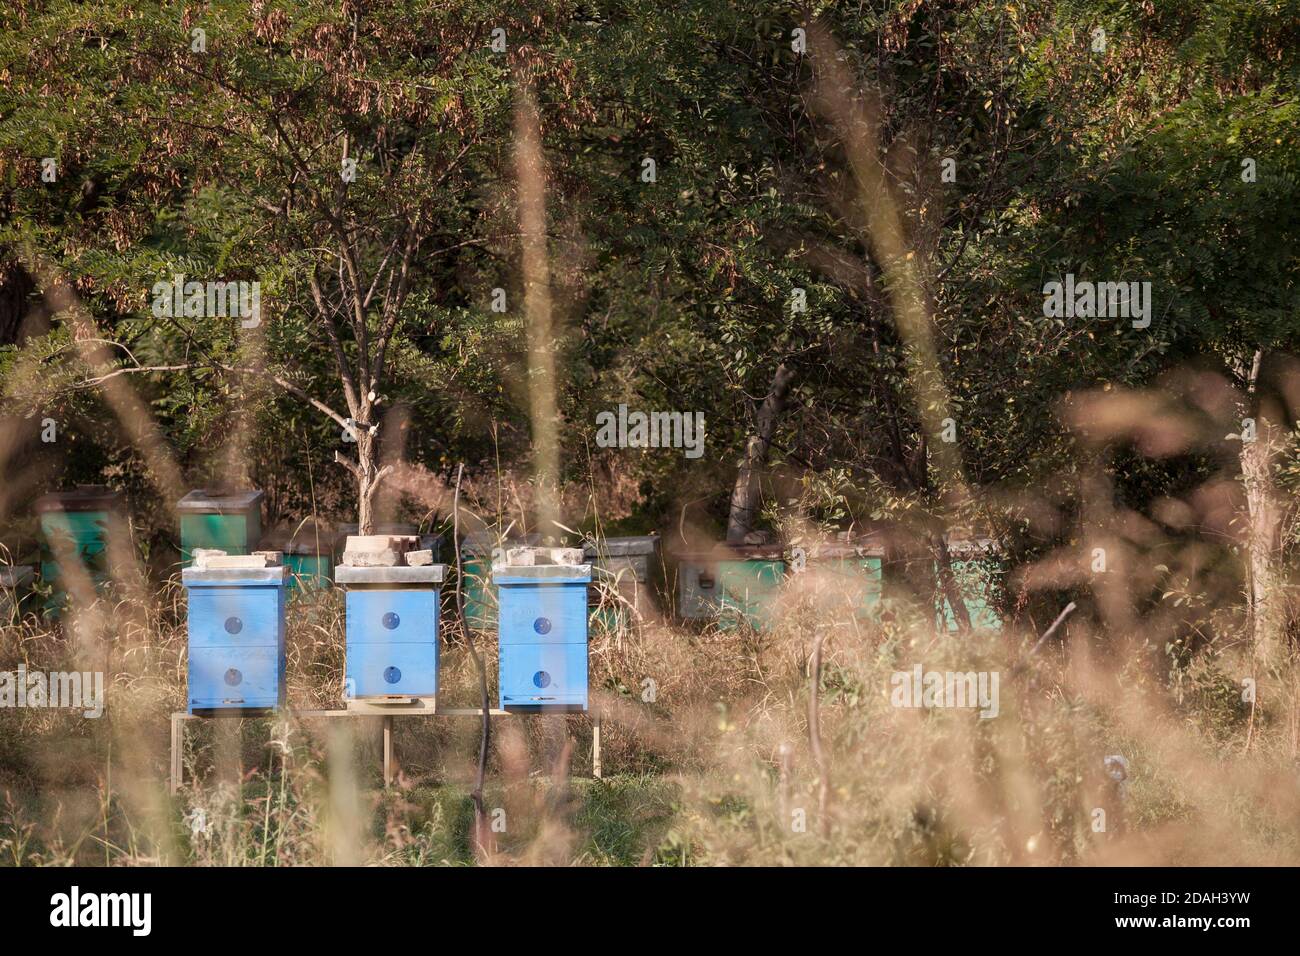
[309,267,361,416]
[334,450,361,477]
[74,364,196,387]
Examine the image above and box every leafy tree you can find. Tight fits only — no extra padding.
[0,0,576,531]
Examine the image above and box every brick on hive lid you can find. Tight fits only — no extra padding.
[550,547,585,567]
[204,553,273,569]
[342,535,407,567]
[506,546,539,566]
[191,548,227,569]
[405,549,434,567]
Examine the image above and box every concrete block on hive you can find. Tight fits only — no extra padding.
[550,548,585,566]
[405,549,434,567]
[506,546,539,566]
[345,534,400,551]
[191,548,227,568]
[342,535,407,567]
[204,553,273,569]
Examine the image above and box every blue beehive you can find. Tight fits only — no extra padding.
[495,558,592,712]
[336,564,445,700]
[182,563,288,715]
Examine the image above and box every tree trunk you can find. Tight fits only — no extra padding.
[1241,349,1284,669]
[0,258,38,345]
[349,426,390,536]
[932,533,973,633]
[726,362,796,544]
[357,478,376,536]
[356,430,375,535]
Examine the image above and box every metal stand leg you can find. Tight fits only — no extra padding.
[170,713,184,795]
[592,710,602,779]
[383,715,394,787]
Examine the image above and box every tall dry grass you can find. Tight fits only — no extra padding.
[0,534,1297,867]
[2,20,1298,868]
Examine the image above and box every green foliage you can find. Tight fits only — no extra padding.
[0,0,1297,549]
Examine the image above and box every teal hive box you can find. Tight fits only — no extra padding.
[177,489,264,566]
[788,538,884,619]
[674,544,786,631]
[182,564,289,715]
[261,522,336,592]
[459,532,539,631]
[285,541,333,592]
[583,534,660,632]
[336,564,445,700]
[717,547,786,631]
[0,565,35,623]
[35,486,126,613]
[937,538,1003,632]
[494,562,591,711]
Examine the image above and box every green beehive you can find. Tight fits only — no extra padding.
[35,485,126,612]
[789,537,884,620]
[716,546,786,631]
[260,521,336,592]
[675,543,786,631]
[284,537,333,592]
[937,538,1003,632]
[177,489,264,566]
[459,531,538,631]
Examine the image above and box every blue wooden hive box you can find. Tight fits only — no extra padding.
[182,564,289,715]
[335,564,445,701]
[494,560,592,712]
